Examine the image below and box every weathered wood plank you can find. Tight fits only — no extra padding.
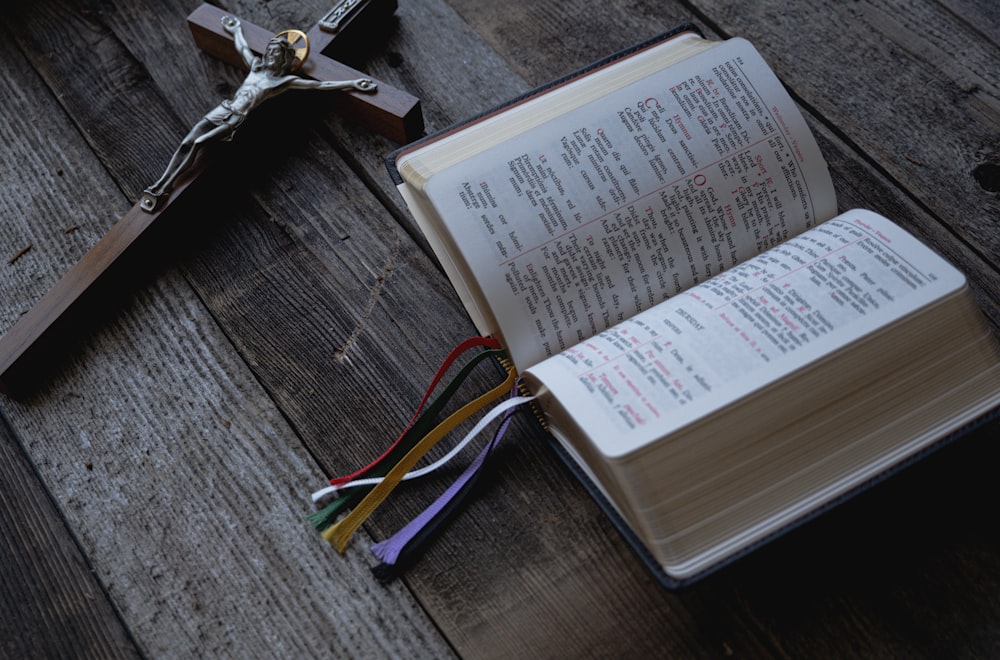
[0,417,139,658]
[2,276,452,658]
[0,1,453,656]
[0,178,211,397]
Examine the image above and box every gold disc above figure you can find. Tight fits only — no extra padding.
[273,29,310,70]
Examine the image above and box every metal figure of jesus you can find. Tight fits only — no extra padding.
[141,15,376,211]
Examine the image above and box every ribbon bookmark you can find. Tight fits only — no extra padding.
[371,386,529,579]
[326,336,501,489]
[308,346,506,532]
[322,349,517,553]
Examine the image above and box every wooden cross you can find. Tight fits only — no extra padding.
[0,1,422,397]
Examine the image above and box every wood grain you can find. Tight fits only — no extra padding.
[0,179,205,397]
[0,417,139,658]
[0,0,997,657]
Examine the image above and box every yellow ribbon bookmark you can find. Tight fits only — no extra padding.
[323,365,517,553]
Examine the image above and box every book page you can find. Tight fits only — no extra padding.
[422,38,836,370]
[525,210,967,457]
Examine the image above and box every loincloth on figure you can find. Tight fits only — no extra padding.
[204,100,248,141]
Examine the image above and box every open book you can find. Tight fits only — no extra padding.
[387,28,1000,585]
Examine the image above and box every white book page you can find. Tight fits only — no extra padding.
[422,38,836,371]
[526,210,967,457]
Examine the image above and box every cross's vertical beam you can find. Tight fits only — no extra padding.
[187,3,423,143]
[0,167,204,396]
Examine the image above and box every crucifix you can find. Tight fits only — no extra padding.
[0,1,422,397]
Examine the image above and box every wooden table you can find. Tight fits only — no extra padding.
[2,0,997,656]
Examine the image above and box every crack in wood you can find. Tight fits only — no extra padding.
[332,229,399,362]
[7,245,32,265]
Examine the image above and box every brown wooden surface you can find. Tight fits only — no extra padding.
[1,0,997,657]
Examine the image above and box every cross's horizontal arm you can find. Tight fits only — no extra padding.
[188,3,423,143]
